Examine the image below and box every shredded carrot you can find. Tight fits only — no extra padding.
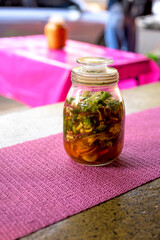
[98,148,109,156]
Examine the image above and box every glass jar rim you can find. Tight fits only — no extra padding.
[71,57,119,86]
[76,57,113,66]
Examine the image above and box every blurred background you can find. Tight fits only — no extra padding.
[0,0,160,53]
[0,0,107,46]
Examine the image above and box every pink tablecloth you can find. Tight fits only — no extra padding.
[0,35,159,107]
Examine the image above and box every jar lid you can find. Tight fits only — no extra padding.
[71,57,118,86]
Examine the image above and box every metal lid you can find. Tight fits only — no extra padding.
[71,57,118,86]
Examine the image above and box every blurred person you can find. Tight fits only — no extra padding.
[105,0,152,52]
[123,0,152,51]
[105,0,127,51]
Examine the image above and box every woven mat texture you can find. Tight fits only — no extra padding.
[0,107,160,240]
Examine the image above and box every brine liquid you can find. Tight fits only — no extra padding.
[64,121,124,166]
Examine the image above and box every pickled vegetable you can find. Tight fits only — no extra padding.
[63,91,125,165]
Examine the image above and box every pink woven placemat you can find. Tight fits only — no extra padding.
[0,107,160,240]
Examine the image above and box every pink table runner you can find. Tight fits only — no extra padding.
[0,107,160,240]
[0,35,159,107]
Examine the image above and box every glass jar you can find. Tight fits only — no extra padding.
[63,57,125,166]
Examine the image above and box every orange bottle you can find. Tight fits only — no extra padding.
[44,17,67,49]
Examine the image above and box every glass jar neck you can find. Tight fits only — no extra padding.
[72,81,119,90]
